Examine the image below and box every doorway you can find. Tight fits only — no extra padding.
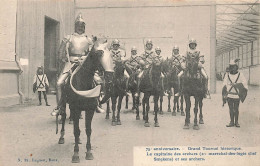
[44,16,60,93]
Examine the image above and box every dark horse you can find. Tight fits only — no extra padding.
[57,39,113,163]
[135,59,162,127]
[181,56,206,130]
[105,60,132,125]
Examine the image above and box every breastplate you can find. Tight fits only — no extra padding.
[68,35,90,55]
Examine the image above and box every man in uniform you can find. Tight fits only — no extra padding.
[110,39,131,96]
[178,38,209,98]
[169,45,185,71]
[127,46,144,72]
[51,13,113,116]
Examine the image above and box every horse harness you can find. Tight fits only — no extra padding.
[227,73,240,96]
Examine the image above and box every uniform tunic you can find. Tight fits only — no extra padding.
[222,72,248,99]
[33,74,49,92]
[141,50,156,69]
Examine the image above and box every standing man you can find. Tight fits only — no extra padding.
[33,66,50,106]
[223,59,248,127]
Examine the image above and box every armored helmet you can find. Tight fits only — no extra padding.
[75,13,85,25]
[173,45,179,51]
[189,38,197,46]
[155,46,161,52]
[146,39,153,45]
[112,39,120,46]
[131,46,137,52]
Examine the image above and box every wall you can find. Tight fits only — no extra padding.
[16,0,74,101]
[75,0,216,92]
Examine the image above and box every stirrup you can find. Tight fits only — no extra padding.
[51,107,60,116]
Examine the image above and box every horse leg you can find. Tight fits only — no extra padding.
[142,95,146,120]
[111,96,117,126]
[144,93,150,127]
[69,108,73,124]
[180,94,185,116]
[176,96,180,112]
[105,100,110,119]
[85,109,95,160]
[154,94,160,127]
[58,106,66,144]
[117,95,123,125]
[132,93,136,112]
[167,95,171,112]
[172,96,177,116]
[193,97,199,130]
[72,110,81,163]
[159,95,163,114]
[183,95,191,129]
[199,97,204,124]
[135,93,140,120]
[125,95,129,109]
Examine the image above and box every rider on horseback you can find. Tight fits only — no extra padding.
[169,45,185,71]
[110,39,131,96]
[127,46,143,72]
[177,38,209,98]
[51,13,113,116]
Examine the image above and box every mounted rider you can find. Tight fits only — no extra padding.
[178,38,209,98]
[51,13,113,116]
[169,45,185,72]
[110,39,131,96]
[154,46,168,96]
[126,46,144,72]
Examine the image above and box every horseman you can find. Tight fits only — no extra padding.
[51,13,113,116]
[154,46,168,96]
[126,46,143,72]
[169,45,185,71]
[178,38,209,98]
[110,39,131,96]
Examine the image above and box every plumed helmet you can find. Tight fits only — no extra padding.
[146,39,153,45]
[189,38,197,46]
[112,39,120,46]
[131,46,137,52]
[173,45,179,51]
[155,46,161,51]
[75,13,85,25]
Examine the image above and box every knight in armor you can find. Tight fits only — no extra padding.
[169,45,185,70]
[223,59,248,127]
[154,46,168,96]
[51,13,111,116]
[110,39,131,96]
[178,38,209,98]
[126,46,144,72]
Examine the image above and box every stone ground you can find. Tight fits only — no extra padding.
[0,81,259,166]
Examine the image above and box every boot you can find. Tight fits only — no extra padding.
[125,77,131,96]
[226,110,234,127]
[38,102,42,106]
[46,102,50,106]
[235,111,240,127]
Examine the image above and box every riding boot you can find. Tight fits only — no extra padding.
[226,109,234,127]
[235,111,240,127]
[125,77,131,96]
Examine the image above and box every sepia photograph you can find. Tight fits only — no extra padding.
[0,0,259,165]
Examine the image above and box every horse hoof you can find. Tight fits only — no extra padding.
[172,112,176,116]
[69,120,73,124]
[112,121,117,126]
[78,138,82,144]
[117,121,122,125]
[105,115,109,119]
[72,155,80,163]
[193,125,200,130]
[136,116,140,120]
[159,111,163,115]
[58,138,64,144]
[181,112,185,116]
[183,124,189,129]
[85,152,94,160]
[154,122,160,127]
[199,119,204,124]
[167,109,171,112]
[144,122,150,127]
